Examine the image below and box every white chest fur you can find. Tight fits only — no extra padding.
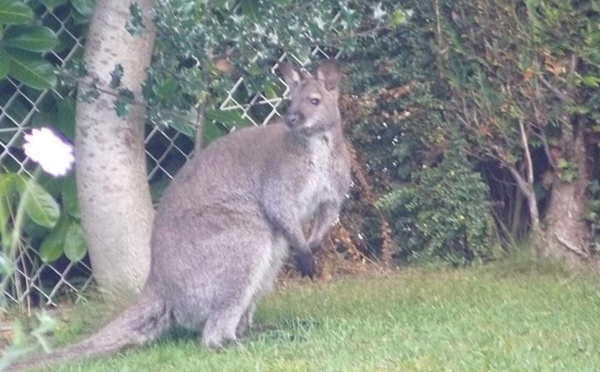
[296,134,335,222]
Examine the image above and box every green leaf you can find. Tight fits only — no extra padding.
[0,194,11,242]
[263,82,281,100]
[247,64,262,76]
[149,178,169,206]
[71,0,95,18]
[3,25,59,52]
[20,179,60,229]
[12,320,26,346]
[6,48,57,90]
[36,173,61,199]
[38,0,69,10]
[590,181,600,195]
[114,88,134,117]
[22,215,48,239]
[125,2,145,36]
[109,64,123,88]
[55,98,76,140]
[31,109,57,129]
[39,217,69,263]
[7,173,26,192]
[70,7,89,24]
[389,9,409,27]
[0,0,34,24]
[392,142,411,161]
[239,0,259,20]
[0,173,16,196]
[213,0,234,9]
[556,158,568,169]
[0,48,10,80]
[155,78,178,99]
[64,222,87,262]
[203,121,225,145]
[168,117,196,138]
[61,174,79,219]
[206,109,253,129]
[2,85,29,122]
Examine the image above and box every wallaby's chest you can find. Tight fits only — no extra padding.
[296,136,338,219]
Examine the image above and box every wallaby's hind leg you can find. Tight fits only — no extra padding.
[236,302,257,338]
[200,232,284,349]
[202,305,244,349]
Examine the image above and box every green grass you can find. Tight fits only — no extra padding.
[35,261,600,371]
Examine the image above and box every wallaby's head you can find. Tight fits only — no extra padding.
[279,60,341,135]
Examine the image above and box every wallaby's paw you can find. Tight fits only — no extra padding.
[203,335,240,351]
[294,250,315,278]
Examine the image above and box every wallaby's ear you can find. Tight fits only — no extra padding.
[316,60,341,92]
[278,63,303,88]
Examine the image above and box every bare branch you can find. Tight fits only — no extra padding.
[194,105,206,152]
[555,233,589,258]
[518,119,534,185]
[507,166,532,197]
[531,130,556,170]
[539,76,570,103]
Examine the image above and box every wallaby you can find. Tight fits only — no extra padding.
[8,60,351,371]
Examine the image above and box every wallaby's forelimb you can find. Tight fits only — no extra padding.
[307,201,342,251]
[261,184,315,277]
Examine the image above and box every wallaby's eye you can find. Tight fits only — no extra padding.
[309,98,321,106]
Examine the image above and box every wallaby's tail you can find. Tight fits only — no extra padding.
[7,286,170,372]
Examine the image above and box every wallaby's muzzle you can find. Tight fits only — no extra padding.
[284,111,304,130]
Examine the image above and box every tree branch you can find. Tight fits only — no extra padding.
[194,105,206,152]
[507,165,532,198]
[519,119,534,185]
[531,129,556,170]
[539,76,570,103]
[555,233,589,258]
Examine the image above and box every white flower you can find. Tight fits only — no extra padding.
[373,3,386,20]
[253,24,266,36]
[23,127,75,177]
[268,32,279,45]
[230,14,244,24]
[314,15,326,31]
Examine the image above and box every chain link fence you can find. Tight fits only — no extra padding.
[0,3,340,308]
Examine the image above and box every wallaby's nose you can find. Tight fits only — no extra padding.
[285,112,302,129]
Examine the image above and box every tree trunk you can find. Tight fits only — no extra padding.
[75,0,156,296]
[540,131,592,266]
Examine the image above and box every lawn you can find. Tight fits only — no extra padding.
[26,260,600,371]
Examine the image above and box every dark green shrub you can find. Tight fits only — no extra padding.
[342,1,499,263]
[377,144,497,265]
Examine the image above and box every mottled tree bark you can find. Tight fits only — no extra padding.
[541,129,592,266]
[75,0,156,296]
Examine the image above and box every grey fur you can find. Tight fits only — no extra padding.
[8,60,351,371]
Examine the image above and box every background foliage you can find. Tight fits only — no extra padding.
[377,143,497,264]
[435,0,600,257]
[147,0,360,140]
[1,0,92,287]
[4,0,600,310]
[343,0,498,263]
